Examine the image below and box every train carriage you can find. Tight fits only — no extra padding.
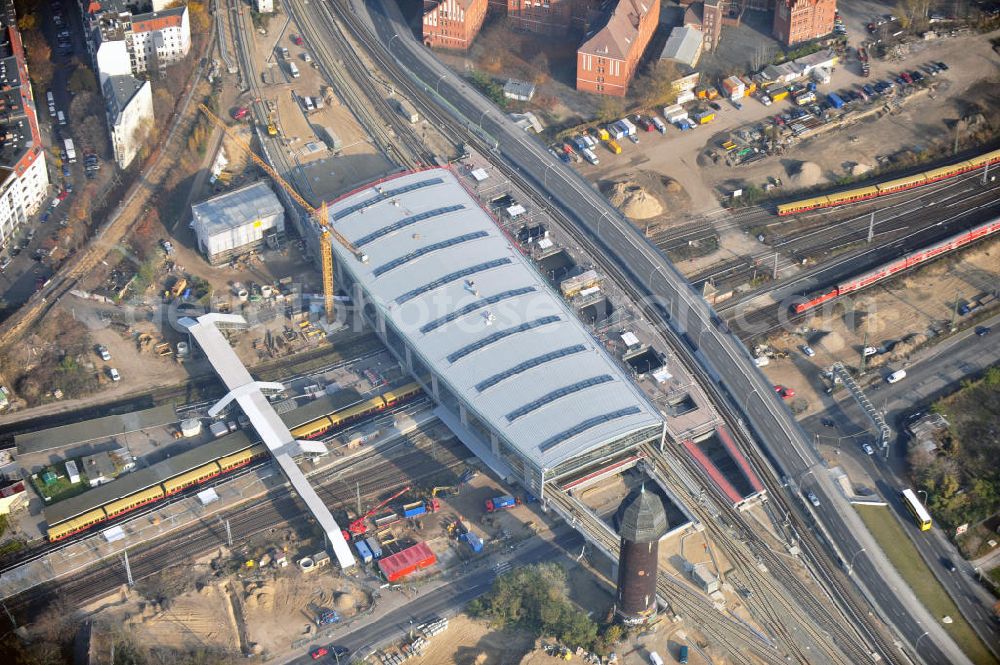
[328,395,386,429]
[777,195,831,216]
[922,160,976,183]
[218,445,263,472]
[162,462,221,495]
[823,185,880,207]
[290,416,335,440]
[48,508,108,542]
[381,382,422,407]
[103,486,165,519]
[875,173,927,195]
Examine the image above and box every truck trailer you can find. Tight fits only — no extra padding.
[63,138,76,163]
[485,495,518,512]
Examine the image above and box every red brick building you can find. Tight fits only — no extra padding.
[772,0,836,46]
[507,0,573,35]
[422,0,489,50]
[576,0,661,97]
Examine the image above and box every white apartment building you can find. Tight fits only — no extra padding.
[0,19,50,251]
[103,74,154,169]
[127,5,191,73]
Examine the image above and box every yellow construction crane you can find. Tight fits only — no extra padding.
[197,103,367,323]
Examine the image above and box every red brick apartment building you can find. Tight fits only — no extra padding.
[576,0,661,96]
[507,0,573,35]
[773,0,836,46]
[423,0,489,50]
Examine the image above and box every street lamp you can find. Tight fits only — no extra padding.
[846,547,866,575]
[914,630,930,652]
[917,489,928,505]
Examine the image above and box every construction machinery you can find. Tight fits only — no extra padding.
[197,104,367,323]
[428,486,458,511]
[342,485,411,541]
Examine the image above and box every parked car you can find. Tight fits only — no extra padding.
[310,647,328,660]
[708,101,722,111]
[291,34,304,45]
[807,492,821,507]
[976,326,992,336]
[941,557,957,572]
[801,345,816,357]
[935,61,948,71]
[862,443,874,455]
[97,345,111,361]
[774,385,795,399]
[108,367,121,382]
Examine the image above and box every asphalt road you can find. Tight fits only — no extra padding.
[352,2,971,662]
[285,529,583,664]
[801,313,1000,654]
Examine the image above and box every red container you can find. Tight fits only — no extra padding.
[378,542,437,582]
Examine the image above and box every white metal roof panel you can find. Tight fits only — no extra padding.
[324,169,663,470]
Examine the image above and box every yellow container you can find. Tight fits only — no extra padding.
[606,140,622,155]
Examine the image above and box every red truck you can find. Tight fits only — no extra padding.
[232,107,248,120]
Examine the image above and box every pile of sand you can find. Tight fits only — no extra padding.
[606,181,663,220]
[790,161,822,187]
[851,163,872,177]
[333,592,354,612]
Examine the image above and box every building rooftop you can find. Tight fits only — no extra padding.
[324,168,664,472]
[659,26,702,67]
[0,16,43,174]
[192,181,284,237]
[103,73,146,127]
[618,486,668,543]
[131,4,187,32]
[503,79,536,99]
[580,0,656,61]
[44,431,254,526]
[15,404,178,456]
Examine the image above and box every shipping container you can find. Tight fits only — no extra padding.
[597,127,609,141]
[827,93,845,109]
[365,537,383,558]
[678,645,689,664]
[692,110,715,124]
[403,501,427,518]
[485,495,517,512]
[794,91,816,106]
[618,118,637,136]
[770,88,789,102]
[377,542,437,582]
[355,539,373,564]
[606,139,622,154]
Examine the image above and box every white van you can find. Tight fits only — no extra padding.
[887,370,907,384]
[46,91,56,116]
[57,110,66,126]
[288,62,300,78]
[649,653,664,665]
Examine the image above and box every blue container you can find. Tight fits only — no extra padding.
[463,532,484,553]
[354,540,373,564]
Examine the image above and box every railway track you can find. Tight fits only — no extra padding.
[3,426,467,619]
[0,25,218,351]
[314,1,897,659]
[641,445,879,665]
[545,487,769,665]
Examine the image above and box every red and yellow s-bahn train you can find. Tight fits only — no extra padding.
[45,382,424,542]
[792,217,1000,314]
[777,148,1000,216]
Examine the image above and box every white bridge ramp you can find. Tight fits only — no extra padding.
[180,313,355,569]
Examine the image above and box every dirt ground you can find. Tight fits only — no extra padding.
[241,572,369,656]
[760,237,1000,418]
[578,27,1000,218]
[408,615,535,665]
[104,582,239,654]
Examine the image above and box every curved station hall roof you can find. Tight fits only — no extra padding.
[326,168,663,472]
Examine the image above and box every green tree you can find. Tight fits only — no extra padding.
[68,68,98,95]
[631,60,682,110]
